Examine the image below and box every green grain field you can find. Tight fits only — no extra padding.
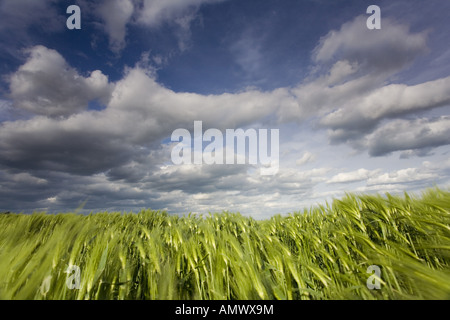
[0,188,449,300]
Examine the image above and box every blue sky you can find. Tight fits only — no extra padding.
[0,0,449,218]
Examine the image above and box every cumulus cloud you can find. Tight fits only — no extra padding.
[327,169,375,184]
[296,152,316,166]
[313,15,428,75]
[1,49,297,180]
[141,165,331,216]
[366,116,450,157]
[367,167,437,186]
[279,16,429,124]
[321,76,450,140]
[0,156,331,217]
[325,161,449,196]
[278,14,450,161]
[4,171,47,186]
[9,46,112,118]
[96,0,135,52]
[400,149,434,159]
[106,67,293,133]
[83,0,226,52]
[136,0,223,27]
[1,9,449,217]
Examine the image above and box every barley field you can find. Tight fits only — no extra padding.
[0,188,449,300]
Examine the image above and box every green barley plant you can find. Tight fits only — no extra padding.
[0,187,449,300]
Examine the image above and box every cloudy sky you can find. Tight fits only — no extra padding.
[0,0,449,218]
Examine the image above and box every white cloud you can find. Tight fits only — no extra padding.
[97,0,135,52]
[367,168,437,186]
[136,0,226,52]
[321,76,450,132]
[192,193,211,200]
[106,67,293,132]
[274,15,450,161]
[2,7,450,217]
[1,51,299,180]
[327,159,450,195]
[278,18,428,124]
[325,60,359,86]
[296,152,316,166]
[230,29,265,79]
[9,46,112,118]
[313,15,428,73]
[9,172,47,185]
[366,116,450,157]
[327,169,375,184]
[46,196,58,204]
[136,0,223,27]
[86,0,226,52]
